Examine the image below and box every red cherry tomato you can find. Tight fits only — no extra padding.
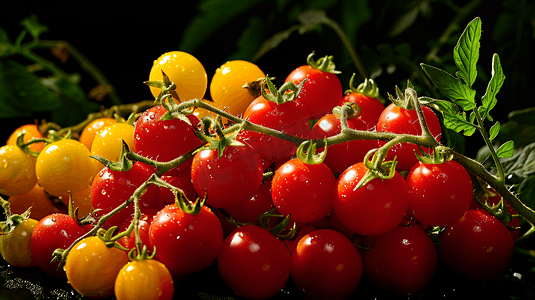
[376,103,442,171]
[437,209,515,281]
[224,179,275,224]
[291,229,363,299]
[361,225,438,294]
[333,162,409,236]
[406,160,473,227]
[149,204,223,278]
[342,92,384,128]
[217,225,291,299]
[157,174,197,208]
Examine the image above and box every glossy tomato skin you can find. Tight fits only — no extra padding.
[210,60,265,118]
[437,209,515,281]
[114,259,174,300]
[341,92,384,128]
[157,174,197,208]
[217,225,291,300]
[361,225,438,295]
[31,213,91,277]
[149,204,223,278]
[406,160,473,227]
[191,144,263,209]
[285,65,343,119]
[0,145,37,197]
[148,51,207,101]
[237,96,310,165]
[291,229,363,299]
[311,113,381,174]
[79,117,117,150]
[90,122,135,174]
[91,162,160,230]
[376,103,442,171]
[7,124,45,153]
[134,105,202,176]
[224,179,275,225]
[65,236,129,299]
[333,162,410,236]
[117,212,154,252]
[0,218,38,267]
[271,158,335,223]
[8,183,60,221]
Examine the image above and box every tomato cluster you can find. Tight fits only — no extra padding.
[0,50,521,299]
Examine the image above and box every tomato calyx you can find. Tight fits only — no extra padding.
[333,102,361,120]
[144,69,181,103]
[345,74,380,99]
[90,140,133,172]
[306,51,341,74]
[0,196,32,235]
[96,226,129,250]
[355,149,398,189]
[257,208,296,241]
[387,80,418,111]
[414,145,454,165]
[242,76,274,99]
[261,76,307,105]
[194,115,244,158]
[473,179,520,230]
[295,138,327,165]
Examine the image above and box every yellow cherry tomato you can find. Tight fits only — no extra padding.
[35,139,96,197]
[0,145,38,197]
[148,51,207,102]
[79,118,117,150]
[6,124,45,153]
[210,60,265,118]
[0,218,38,267]
[89,122,135,173]
[65,236,129,299]
[114,259,174,300]
[8,184,60,220]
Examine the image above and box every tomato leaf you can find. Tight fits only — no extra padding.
[500,142,535,179]
[489,121,500,142]
[453,17,481,88]
[19,15,48,40]
[420,63,476,111]
[496,140,515,158]
[479,53,505,122]
[419,96,477,136]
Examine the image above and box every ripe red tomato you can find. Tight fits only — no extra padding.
[271,157,335,223]
[191,143,263,209]
[376,103,442,171]
[224,179,275,225]
[361,225,438,294]
[31,213,91,277]
[117,211,155,252]
[341,92,384,128]
[437,209,515,281]
[157,174,197,208]
[115,258,174,300]
[333,162,409,236]
[291,229,363,299]
[237,95,311,165]
[311,113,382,174]
[406,160,473,227]
[149,204,223,278]
[134,105,202,176]
[285,62,343,119]
[91,162,160,230]
[217,225,291,299]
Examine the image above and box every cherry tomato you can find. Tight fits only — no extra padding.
[224,179,275,225]
[342,92,385,128]
[310,112,381,174]
[291,229,363,299]
[117,210,157,252]
[114,258,174,300]
[36,139,98,197]
[79,117,117,150]
[148,51,207,101]
[157,174,197,209]
[91,162,160,230]
[191,143,263,209]
[0,145,38,197]
[376,103,442,171]
[406,160,473,227]
[361,225,438,294]
[31,212,91,277]
[333,162,410,236]
[217,225,291,299]
[271,158,335,223]
[58,185,93,219]
[0,218,38,267]
[237,95,311,165]
[285,62,343,119]
[437,209,515,281]
[65,236,129,298]
[134,105,202,176]
[149,204,223,278]
[8,183,59,220]
[90,122,135,174]
[6,124,45,153]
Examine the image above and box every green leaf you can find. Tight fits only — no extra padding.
[518,176,535,213]
[480,53,505,121]
[178,0,264,53]
[500,142,535,179]
[419,96,477,136]
[453,17,481,88]
[489,121,500,142]
[421,63,476,110]
[19,15,48,40]
[496,140,515,158]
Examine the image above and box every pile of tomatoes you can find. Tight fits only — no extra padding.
[0,50,520,299]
